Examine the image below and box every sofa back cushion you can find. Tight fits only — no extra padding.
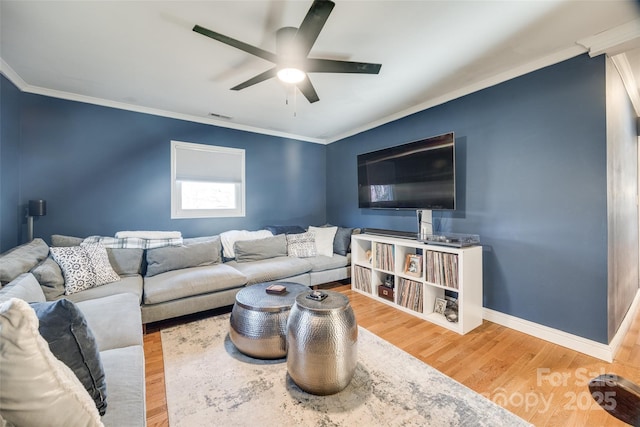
[234,234,287,263]
[0,239,50,285]
[106,248,144,276]
[51,234,84,247]
[31,257,66,300]
[145,237,222,277]
[263,225,306,235]
[220,229,273,259]
[0,273,47,304]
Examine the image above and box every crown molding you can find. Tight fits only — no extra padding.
[0,58,27,88]
[610,53,640,117]
[326,44,587,143]
[577,18,640,58]
[0,58,326,145]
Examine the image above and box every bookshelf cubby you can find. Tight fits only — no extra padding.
[351,233,483,334]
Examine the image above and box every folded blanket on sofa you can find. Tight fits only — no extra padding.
[83,236,183,249]
[114,231,182,239]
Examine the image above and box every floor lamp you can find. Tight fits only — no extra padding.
[26,199,46,241]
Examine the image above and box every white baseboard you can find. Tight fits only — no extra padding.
[608,288,640,360]
[482,308,615,362]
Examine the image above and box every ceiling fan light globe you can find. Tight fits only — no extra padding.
[277,68,306,84]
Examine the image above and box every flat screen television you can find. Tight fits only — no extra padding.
[357,132,455,210]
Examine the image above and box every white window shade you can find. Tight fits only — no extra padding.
[171,141,245,218]
[175,145,243,183]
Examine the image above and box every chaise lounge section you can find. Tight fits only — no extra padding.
[0,263,145,426]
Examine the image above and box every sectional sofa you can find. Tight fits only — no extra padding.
[0,225,354,426]
[48,225,354,325]
[0,245,145,426]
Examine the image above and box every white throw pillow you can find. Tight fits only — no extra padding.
[0,298,103,427]
[308,226,337,257]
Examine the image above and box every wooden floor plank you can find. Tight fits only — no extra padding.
[143,284,640,426]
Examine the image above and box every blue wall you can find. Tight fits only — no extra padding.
[5,82,326,246]
[0,74,22,250]
[327,54,609,343]
[0,54,617,343]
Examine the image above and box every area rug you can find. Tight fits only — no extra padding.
[162,313,531,426]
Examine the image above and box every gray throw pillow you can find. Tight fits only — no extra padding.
[30,299,108,415]
[145,237,222,277]
[333,227,355,256]
[234,234,287,263]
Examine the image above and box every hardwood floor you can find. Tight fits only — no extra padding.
[143,284,640,426]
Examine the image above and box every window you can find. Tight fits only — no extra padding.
[171,141,245,218]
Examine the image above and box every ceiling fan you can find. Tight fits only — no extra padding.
[193,0,381,103]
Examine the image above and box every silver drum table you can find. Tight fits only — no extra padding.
[229,282,309,359]
[286,290,358,395]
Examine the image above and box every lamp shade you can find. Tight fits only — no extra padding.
[28,200,46,217]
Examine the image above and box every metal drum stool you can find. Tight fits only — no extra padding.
[230,282,308,359]
[286,290,358,395]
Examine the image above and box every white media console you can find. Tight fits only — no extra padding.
[351,233,483,334]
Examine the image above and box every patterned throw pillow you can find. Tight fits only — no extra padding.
[81,243,120,286]
[49,247,96,295]
[286,231,317,258]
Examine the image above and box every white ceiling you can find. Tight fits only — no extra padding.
[1,1,639,144]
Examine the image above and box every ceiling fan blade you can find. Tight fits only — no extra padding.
[193,25,277,63]
[294,0,335,57]
[305,58,381,74]
[297,77,320,103]
[231,67,278,91]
